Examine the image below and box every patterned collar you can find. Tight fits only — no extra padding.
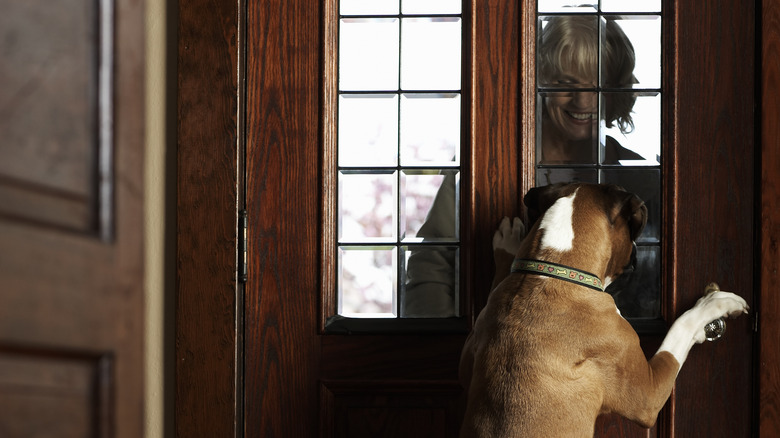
[510,258,604,292]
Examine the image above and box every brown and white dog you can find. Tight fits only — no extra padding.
[459,183,749,438]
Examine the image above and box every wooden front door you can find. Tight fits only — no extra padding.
[0,0,146,436]
[175,0,775,437]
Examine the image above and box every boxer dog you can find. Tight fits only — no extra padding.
[459,183,749,438]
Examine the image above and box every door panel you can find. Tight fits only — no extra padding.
[670,1,755,434]
[0,0,145,435]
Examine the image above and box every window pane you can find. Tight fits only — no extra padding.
[601,92,660,165]
[537,15,598,88]
[600,0,661,13]
[610,245,661,319]
[601,16,661,89]
[401,245,459,317]
[340,18,399,91]
[600,168,661,243]
[339,94,399,167]
[400,93,460,166]
[339,171,397,242]
[536,168,598,186]
[537,1,597,13]
[339,246,397,318]
[401,170,458,241]
[400,18,461,90]
[341,0,399,16]
[536,91,600,164]
[401,0,461,15]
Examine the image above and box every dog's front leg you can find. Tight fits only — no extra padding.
[608,289,748,427]
[657,289,749,370]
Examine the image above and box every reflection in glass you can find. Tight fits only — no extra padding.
[401,170,459,241]
[339,246,397,318]
[401,18,461,90]
[400,93,460,165]
[339,18,399,91]
[340,0,399,16]
[339,171,397,242]
[401,246,459,317]
[339,94,399,167]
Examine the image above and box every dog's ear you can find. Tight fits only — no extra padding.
[622,193,647,241]
[523,183,572,227]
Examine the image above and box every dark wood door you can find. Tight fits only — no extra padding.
[175,0,779,437]
[0,0,145,437]
[242,0,756,436]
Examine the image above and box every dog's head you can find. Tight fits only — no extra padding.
[523,183,647,284]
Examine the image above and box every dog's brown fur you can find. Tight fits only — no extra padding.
[459,183,708,437]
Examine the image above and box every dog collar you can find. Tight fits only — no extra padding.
[510,258,604,292]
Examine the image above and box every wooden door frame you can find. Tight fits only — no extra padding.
[174,0,780,436]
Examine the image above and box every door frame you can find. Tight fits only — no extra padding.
[174,0,780,436]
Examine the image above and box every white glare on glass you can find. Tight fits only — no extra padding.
[601,92,660,165]
[400,94,460,166]
[340,19,399,91]
[603,16,661,89]
[339,95,399,167]
[401,0,461,14]
[600,0,661,13]
[341,0,399,16]
[401,18,461,91]
[339,172,397,242]
[537,0,597,13]
[339,246,397,318]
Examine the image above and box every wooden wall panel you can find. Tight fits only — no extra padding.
[244,0,321,435]
[671,1,755,436]
[321,381,464,438]
[176,0,240,435]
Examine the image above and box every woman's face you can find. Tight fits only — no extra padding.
[544,73,598,142]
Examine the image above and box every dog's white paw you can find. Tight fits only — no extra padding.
[691,291,749,343]
[493,217,526,256]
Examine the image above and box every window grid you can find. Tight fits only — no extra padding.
[535,3,663,320]
[337,5,463,319]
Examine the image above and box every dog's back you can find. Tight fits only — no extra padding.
[460,272,634,438]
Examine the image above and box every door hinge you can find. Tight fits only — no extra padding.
[239,209,248,283]
[754,311,759,333]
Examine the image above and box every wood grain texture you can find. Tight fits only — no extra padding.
[468,0,521,314]
[244,0,321,436]
[671,1,755,436]
[761,0,780,435]
[175,0,239,435]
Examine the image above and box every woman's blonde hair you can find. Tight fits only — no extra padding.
[538,15,637,134]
